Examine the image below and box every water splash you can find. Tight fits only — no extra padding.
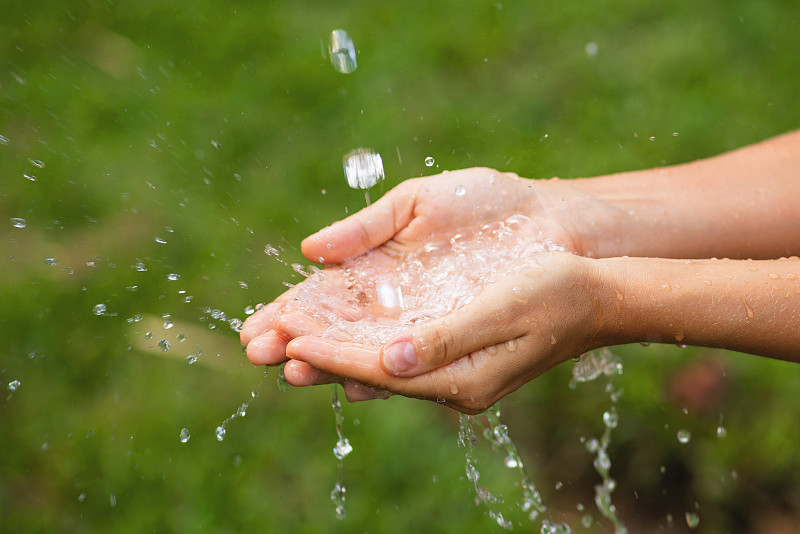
[571,349,627,534]
[215,374,265,442]
[330,386,350,519]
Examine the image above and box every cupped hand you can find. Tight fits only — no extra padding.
[281,252,607,414]
[240,168,580,367]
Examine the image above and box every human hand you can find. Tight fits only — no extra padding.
[279,251,605,414]
[240,168,580,367]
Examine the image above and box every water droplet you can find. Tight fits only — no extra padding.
[685,512,700,528]
[744,302,754,319]
[29,158,45,168]
[550,335,557,345]
[585,41,598,56]
[10,217,26,229]
[23,173,36,182]
[215,426,226,441]
[343,148,384,189]
[155,236,167,244]
[167,273,179,281]
[329,29,357,74]
[186,354,197,365]
[109,493,116,508]
[454,185,466,196]
[0,134,8,145]
[585,438,599,453]
[158,339,171,351]
[333,438,353,459]
[768,273,780,280]
[786,273,797,280]
[504,339,517,352]
[44,257,57,266]
[716,426,727,439]
[179,428,191,443]
[485,345,498,355]
[677,429,691,444]
[503,455,519,468]
[603,411,619,428]
[8,379,21,391]
[264,244,280,256]
[134,260,147,272]
[581,514,593,527]
[163,319,174,329]
[674,331,684,342]
[93,304,107,316]
[277,365,290,392]
[424,156,435,167]
[238,280,249,289]
[211,139,221,149]
[77,492,86,503]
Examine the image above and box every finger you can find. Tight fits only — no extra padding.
[378,274,532,377]
[343,381,392,402]
[284,359,344,386]
[240,293,293,345]
[300,179,418,263]
[273,311,336,340]
[246,330,289,366]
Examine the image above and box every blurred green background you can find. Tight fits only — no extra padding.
[2,1,799,532]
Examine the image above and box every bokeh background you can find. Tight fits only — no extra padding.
[2,1,799,532]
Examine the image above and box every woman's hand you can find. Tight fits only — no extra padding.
[240,168,581,367]
[280,252,606,414]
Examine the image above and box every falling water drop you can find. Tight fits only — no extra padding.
[716,426,727,439]
[0,134,8,144]
[8,380,21,391]
[328,29,357,74]
[343,148,384,190]
[602,411,619,429]
[10,217,27,229]
[179,428,191,443]
[29,158,45,168]
[424,156,435,167]
[93,304,107,316]
[215,426,226,441]
[685,512,700,528]
[454,185,466,196]
[677,429,691,444]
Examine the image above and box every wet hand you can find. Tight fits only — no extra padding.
[282,252,605,414]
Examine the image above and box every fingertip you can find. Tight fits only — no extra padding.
[380,339,419,376]
[284,359,341,387]
[246,332,288,366]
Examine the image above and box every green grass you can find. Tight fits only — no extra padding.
[2,1,800,532]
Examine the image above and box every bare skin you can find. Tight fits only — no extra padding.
[241,130,800,414]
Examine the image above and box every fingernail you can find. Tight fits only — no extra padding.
[382,341,417,375]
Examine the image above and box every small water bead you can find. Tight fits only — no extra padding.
[29,158,45,168]
[677,429,691,444]
[343,148,384,189]
[333,438,353,460]
[134,260,147,272]
[454,185,466,196]
[238,280,249,289]
[179,428,191,443]
[186,354,198,365]
[276,364,290,392]
[424,156,435,167]
[330,482,347,519]
[23,173,36,182]
[158,339,171,351]
[504,339,517,352]
[602,411,619,429]
[45,257,57,266]
[244,305,256,315]
[167,273,179,281]
[93,303,107,316]
[716,426,727,439]
[0,134,8,144]
[265,244,280,256]
[215,426,226,441]
[155,236,167,244]
[503,455,519,468]
[177,334,186,342]
[328,29,357,74]
[685,512,700,528]
[8,380,21,392]
[10,217,27,229]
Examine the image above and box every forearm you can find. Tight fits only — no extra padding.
[539,130,800,259]
[592,256,800,361]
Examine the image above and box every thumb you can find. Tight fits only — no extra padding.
[379,279,528,377]
[301,181,417,264]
